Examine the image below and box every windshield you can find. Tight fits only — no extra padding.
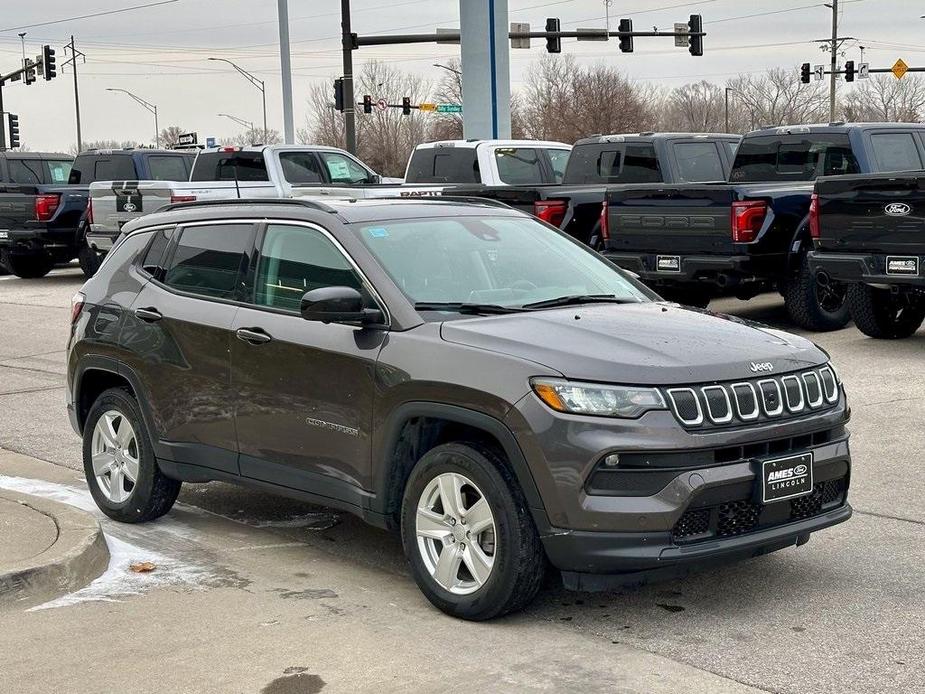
[353,215,652,312]
[730,134,860,182]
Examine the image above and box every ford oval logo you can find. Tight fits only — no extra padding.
[122,202,137,213]
[793,464,808,476]
[884,202,911,217]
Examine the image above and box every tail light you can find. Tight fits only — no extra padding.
[534,199,567,228]
[598,200,610,242]
[86,197,94,225]
[170,194,197,204]
[808,193,820,239]
[731,200,767,243]
[35,193,61,222]
[70,292,85,324]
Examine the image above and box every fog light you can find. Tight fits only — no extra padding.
[603,453,620,467]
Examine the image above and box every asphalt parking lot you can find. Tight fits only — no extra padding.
[0,265,922,694]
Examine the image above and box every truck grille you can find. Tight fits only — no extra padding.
[665,366,839,429]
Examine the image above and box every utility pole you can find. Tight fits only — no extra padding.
[725,87,733,133]
[277,0,294,143]
[64,36,85,153]
[341,0,356,154]
[829,0,838,122]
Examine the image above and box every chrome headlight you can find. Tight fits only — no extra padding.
[530,378,667,418]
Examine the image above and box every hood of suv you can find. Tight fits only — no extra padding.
[440,302,827,385]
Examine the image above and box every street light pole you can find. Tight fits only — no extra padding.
[106,88,159,147]
[277,0,295,143]
[218,112,255,132]
[207,57,267,139]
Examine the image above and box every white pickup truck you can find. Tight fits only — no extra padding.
[85,140,570,260]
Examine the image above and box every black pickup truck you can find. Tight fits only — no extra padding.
[603,123,925,329]
[449,132,740,249]
[809,171,925,338]
[0,148,193,279]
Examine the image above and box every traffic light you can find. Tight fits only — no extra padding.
[688,14,703,56]
[42,45,56,80]
[844,60,855,82]
[618,18,633,53]
[333,78,345,112]
[800,62,811,84]
[363,94,372,114]
[402,97,411,116]
[545,17,561,54]
[23,58,36,85]
[7,114,20,149]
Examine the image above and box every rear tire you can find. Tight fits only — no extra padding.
[400,442,545,621]
[784,254,850,331]
[847,284,925,339]
[2,250,54,279]
[78,243,102,278]
[82,387,181,523]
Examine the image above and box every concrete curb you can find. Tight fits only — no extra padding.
[0,489,109,608]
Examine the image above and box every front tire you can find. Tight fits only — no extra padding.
[784,254,850,331]
[82,387,181,523]
[78,243,102,278]
[847,284,925,339]
[400,442,544,621]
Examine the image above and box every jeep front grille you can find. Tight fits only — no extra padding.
[665,366,839,429]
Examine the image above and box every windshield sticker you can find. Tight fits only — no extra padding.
[368,227,389,238]
[326,160,351,179]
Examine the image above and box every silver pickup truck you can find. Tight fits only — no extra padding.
[86,140,570,262]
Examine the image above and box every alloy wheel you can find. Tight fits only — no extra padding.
[90,410,139,503]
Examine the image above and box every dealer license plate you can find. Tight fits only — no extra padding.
[761,452,813,503]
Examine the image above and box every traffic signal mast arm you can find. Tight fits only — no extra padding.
[800,62,925,81]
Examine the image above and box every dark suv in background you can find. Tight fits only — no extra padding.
[67,198,852,620]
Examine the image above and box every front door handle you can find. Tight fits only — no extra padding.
[236,327,272,345]
[134,307,162,322]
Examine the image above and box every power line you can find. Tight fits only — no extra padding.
[0,0,179,32]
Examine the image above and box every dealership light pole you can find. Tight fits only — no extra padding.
[107,88,159,147]
[277,0,294,143]
[208,57,267,141]
[218,112,255,132]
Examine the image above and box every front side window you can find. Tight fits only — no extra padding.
[354,215,650,311]
[319,152,374,184]
[254,224,364,312]
[163,223,255,299]
[494,148,544,184]
[279,152,325,184]
[47,160,73,183]
[870,132,922,172]
[546,149,570,183]
[190,152,268,182]
[730,134,860,182]
[7,159,42,184]
[673,142,725,182]
[147,155,190,181]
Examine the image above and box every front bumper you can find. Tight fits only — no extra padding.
[604,252,753,285]
[0,224,76,254]
[808,250,924,288]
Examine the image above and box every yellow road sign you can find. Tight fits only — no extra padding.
[892,58,908,79]
[418,103,437,112]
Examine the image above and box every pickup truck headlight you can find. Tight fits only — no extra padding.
[530,378,667,418]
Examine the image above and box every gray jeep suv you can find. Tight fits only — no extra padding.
[67,198,852,620]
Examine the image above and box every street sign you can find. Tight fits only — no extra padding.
[205,137,216,147]
[510,22,530,49]
[178,132,198,146]
[892,58,908,79]
[814,64,825,81]
[436,104,462,113]
[859,62,870,79]
[376,98,388,112]
[674,23,687,48]
[418,103,437,112]
[576,28,607,41]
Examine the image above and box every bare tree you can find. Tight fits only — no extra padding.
[727,68,828,129]
[841,74,925,122]
[223,128,282,147]
[520,55,656,142]
[158,125,187,148]
[662,81,726,132]
[68,139,143,155]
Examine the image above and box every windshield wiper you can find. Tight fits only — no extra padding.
[413,301,524,315]
[521,294,639,309]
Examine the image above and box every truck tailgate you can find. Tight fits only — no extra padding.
[606,184,736,255]
[815,173,925,254]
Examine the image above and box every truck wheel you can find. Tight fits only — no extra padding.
[78,244,102,278]
[847,284,925,339]
[400,442,545,621]
[83,387,181,523]
[1,251,53,279]
[784,254,850,331]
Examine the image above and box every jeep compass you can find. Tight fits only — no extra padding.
[67,198,852,620]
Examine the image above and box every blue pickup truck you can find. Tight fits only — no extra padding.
[0,148,193,278]
[602,122,925,330]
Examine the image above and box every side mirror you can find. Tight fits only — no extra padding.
[300,286,385,327]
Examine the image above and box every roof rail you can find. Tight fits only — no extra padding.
[428,195,515,209]
[158,197,339,214]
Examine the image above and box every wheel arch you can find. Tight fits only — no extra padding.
[785,214,812,273]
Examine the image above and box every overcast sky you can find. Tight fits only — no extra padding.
[3,0,925,152]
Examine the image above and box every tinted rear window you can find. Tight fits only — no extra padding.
[163,223,255,299]
[730,134,860,182]
[93,156,137,182]
[7,159,43,184]
[405,148,480,183]
[147,155,191,181]
[190,152,269,182]
[673,142,726,182]
[869,132,922,172]
[563,142,662,184]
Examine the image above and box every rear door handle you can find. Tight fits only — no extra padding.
[134,307,162,322]
[236,327,272,345]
